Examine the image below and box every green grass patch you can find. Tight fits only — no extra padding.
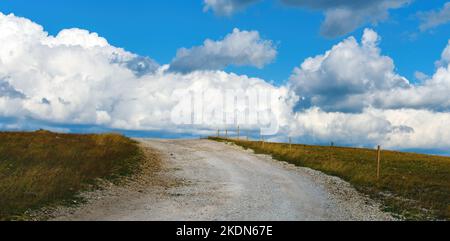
[210,137,450,220]
[0,130,143,220]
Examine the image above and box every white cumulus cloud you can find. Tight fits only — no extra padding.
[288,29,450,113]
[0,12,289,134]
[290,107,450,152]
[169,28,277,73]
[289,29,409,112]
[287,28,450,152]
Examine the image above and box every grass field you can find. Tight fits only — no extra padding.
[210,137,450,220]
[0,130,144,220]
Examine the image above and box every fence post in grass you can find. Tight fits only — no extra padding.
[217,129,220,138]
[289,137,292,151]
[377,145,382,180]
[260,130,264,148]
[237,126,240,140]
[225,129,228,139]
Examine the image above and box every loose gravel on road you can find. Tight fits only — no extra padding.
[46,139,395,221]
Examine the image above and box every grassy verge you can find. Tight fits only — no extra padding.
[0,130,144,220]
[210,137,450,220]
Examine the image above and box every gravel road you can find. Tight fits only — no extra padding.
[50,139,394,221]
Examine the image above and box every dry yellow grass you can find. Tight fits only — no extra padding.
[210,137,450,220]
[0,130,143,220]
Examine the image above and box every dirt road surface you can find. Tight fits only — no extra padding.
[50,139,394,221]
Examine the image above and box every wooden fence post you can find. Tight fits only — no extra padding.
[217,129,220,138]
[237,126,240,140]
[225,129,228,139]
[377,145,381,180]
[289,137,292,151]
[260,130,264,148]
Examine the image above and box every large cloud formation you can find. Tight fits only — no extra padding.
[203,0,410,37]
[1,12,450,154]
[290,29,450,113]
[0,13,290,134]
[169,28,277,73]
[289,29,410,112]
[289,29,450,151]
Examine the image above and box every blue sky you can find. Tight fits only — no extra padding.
[0,0,448,84]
